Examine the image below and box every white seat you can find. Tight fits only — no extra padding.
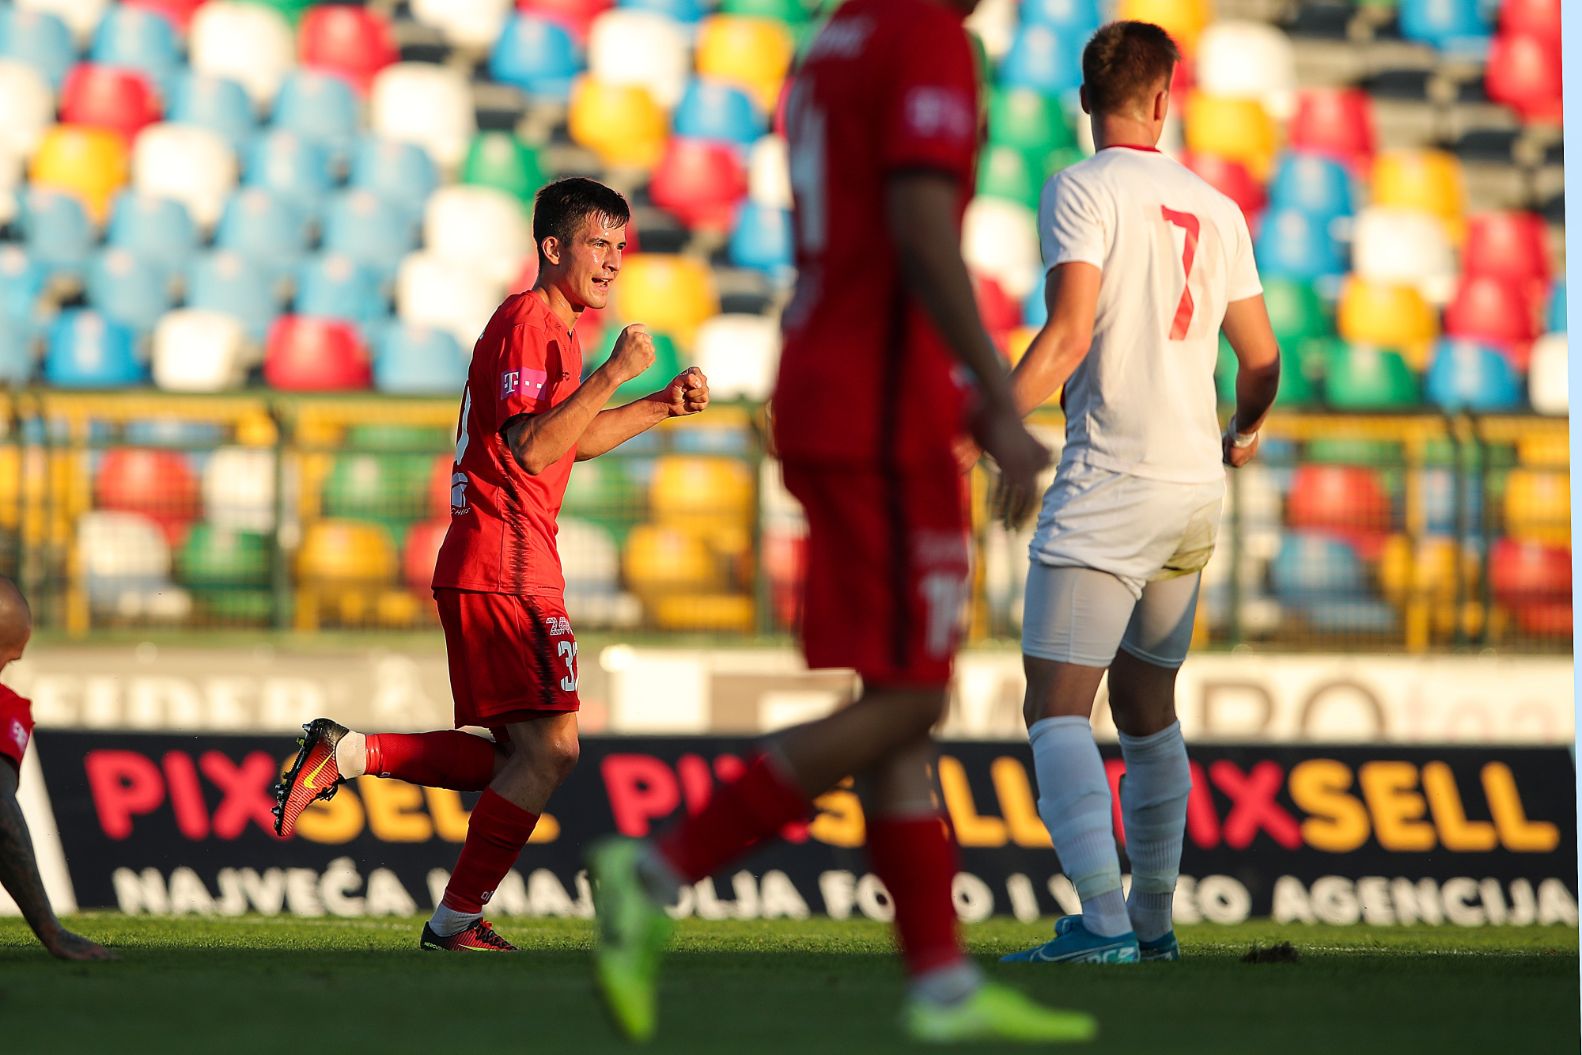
[131,124,237,229]
[396,250,503,350]
[1352,206,1457,305]
[17,0,107,45]
[1196,20,1296,121]
[1528,332,1567,415]
[203,446,277,532]
[370,63,476,172]
[559,517,622,592]
[77,510,187,617]
[411,0,512,49]
[153,309,248,392]
[0,61,53,163]
[190,2,296,108]
[748,134,791,209]
[694,314,779,401]
[587,10,690,110]
[964,0,1017,63]
[963,198,1041,300]
[422,185,531,289]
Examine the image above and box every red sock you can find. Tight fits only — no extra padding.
[868,815,966,977]
[365,731,496,790]
[440,789,539,913]
[656,753,809,883]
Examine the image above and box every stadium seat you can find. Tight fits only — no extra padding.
[728,202,792,280]
[411,0,512,49]
[568,77,668,169]
[987,86,1079,160]
[402,519,450,595]
[1320,341,1419,409]
[45,310,146,387]
[179,524,271,619]
[299,4,397,95]
[86,248,174,333]
[0,245,46,326]
[1254,208,1347,281]
[1287,464,1392,538]
[373,323,468,395]
[0,6,72,89]
[1486,31,1561,125]
[619,0,706,25]
[272,71,361,163]
[460,132,545,208]
[1463,211,1551,295]
[190,2,296,107]
[18,189,94,276]
[1546,278,1565,333]
[96,448,202,530]
[1288,88,1375,171]
[694,15,794,111]
[60,64,161,143]
[369,63,476,171]
[216,188,312,281]
[322,450,433,524]
[1420,467,1484,538]
[77,510,182,616]
[978,144,1044,211]
[1018,0,1101,35]
[693,314,778,401]
[964,198,1042,300]
[132,123,238,230]
[1424,339,1522,412]
[152,309,248,391]
[203,446,276,531]
[1184,93,1278,180]
[297,519,398,588]
[523,0,617,40]
[1195,20,1296,119]
[1500,0,1560,41]
[1000,23,1082,94]
[395,251,504,350]
[1115,0,1212,54]
[615,256,718,334]
[1489,538,1569,636]
[187,250,280,342]
[649,138,749,231]
[1400,0,1491,54]
[1503,469,1569,546]
[748,135,791,210]
[263,316,372,390]
[489,14,583,101]
[1528,333,1567,415]
[674,79,764,151]
[650,454,754,537]
[423,185,532,289]
[1261,278,1331,350]
[587,9,689,110]
[244,131,334,218]
[1351,207,1456,302]
[1337,277,1438,362]
[1268,152,1354,223]
[1443,273,1539,366]
[323,190,422,286]
[1182,152,1266,225]
[294,254,384,330]
[1271,532,1367,600]
[585,325,683,402]
[975,273,1022,341]
[0,60,53,162]
[622,522,724,595]
[0,315,34,384]
[1370,150,1465,242]
[28,125,130,223]
[166,72,256,152]
[89,5,179,94]
[350,137,440,219]
[122,0,204,31]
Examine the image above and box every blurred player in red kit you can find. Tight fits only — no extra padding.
[588,1,1097,1045]
[272,178,710,952]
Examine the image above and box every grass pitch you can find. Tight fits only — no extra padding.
[1,916,1575,1054]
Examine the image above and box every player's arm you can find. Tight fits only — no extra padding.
[574,367,710,460]
[504,324,656,475]
[1009,262,1101,415]
[1220,295,1282,468]
[0,760,111,960]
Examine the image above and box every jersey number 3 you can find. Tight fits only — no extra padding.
[1160,206,1200,341]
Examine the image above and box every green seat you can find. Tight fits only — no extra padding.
[987,88,1078,158]
[1263,278,1332,350]
[179,525,273,622]
[459,133,546,209]
[1320,341,1420,410]
[1305,438,1405,469]
[1424,437,1517,471]
[324,452,435,521]
[584,330,684,403]
[238,0,312,25]
[1217,334,1319,408]
[345,423,452,452]
[978,145,1042,210]
[721,0,816,23]
[563,458,644,543]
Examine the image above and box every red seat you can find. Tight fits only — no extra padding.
[1444,274,1539,368]
[1486,32,1562,125]
[61,65,161,143]
[95,448,200,544]
[1499,0,1560,43]
[763,525,806,631]
[1491,538,1570,603]
[973,273,1021,343]
[299,5,398,95]
[1464,211,1550,288]
[122,0,205,30]
[649,137,748,232]
[1289,88,1375,171]
[429,454,455,517]
[264,316,372,390]
[403,519,449,594]
[1286,465,1392,557]
[1183,152,1267,227]
[518,0,613,42]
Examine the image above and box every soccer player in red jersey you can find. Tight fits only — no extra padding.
[0,577,113,960]
[273,178,710,952]
[589,2,1096,1045]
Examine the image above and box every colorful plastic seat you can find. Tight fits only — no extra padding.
[423,185,532,288]
[395,251,504,350]
[674,79,764,150]
[1400,0,1491,54]
[186,250,280,341]
[374,323,468,395]
[0,6,73,88]
[1268,151,1354,223]
[694,15,793,111]
[460,132,545,207]
[1116,0,1212,54]
[1182,152,1266,224]
[89,5,180,94]
[987,87,1079,159]
[86,248,174,333]
[748,134,790,209]
[649,138,748,231]
[1371,150,1465,242]
[978,144,1043,211]
[610,254,718,339]
[299,4,397,94]
[1424,339,1521,412]
[1320,341,1419,409]
[1261,278,1330,349]
[323,189,422,285]
[295,254,384,330]
[152,309,248,391]
[77,510,185,614]
[132,123,238,229]
[1184,93,1278,180]
[45,310,146,387]
[350,137,440,219]
[179,524,271,619]
[1463,210,1550,294]
[122,0,205,30]
[1337,277,1437,361]
[567,77,668,169]
[1502,469,1568,546]
[244,130,335,217]
[964,197,1042,300]
[694,314,778,401]
[490,14,583,101]
[18,189,94,276]
[619,0,705,25]
[203,446,276,531]
[0,245,46,326]
[297,519,398,587]
[1443,273,1538,365]
[1528,333,1566,415]
[402,519,450,595]
[1490,538,1569,637]
[190,1,297,107]
[1351,206,1456,301]
[1018,0,1101,34]
[322,450,433,522]
[622,522,724,595]
[521,0,616,39]
[216,188,312,281]
[369,63,476,171]
[1547,277,1565,332]
[1271,532,1366,600]
[587,9,689,109]
[583,326,681,401]
[28,125,130,223]
[1254,208,1347,281]
[1000,23,1082,94]
[411,0,512,49]
[1499,0,1560,41]
[0,314,35,384]
[264,316,372,390]
[1287,464,1392,537]
[1486,31,1561,125]
[1195,19,1295,118]
[728,202,792,280]
[1288,88,1375,171]
[0,59,53,162]
[166,72,256,152]
[92,455,197,553]
[272,71,361,163]
[235,0,313,24]
[1419,467,1484,537]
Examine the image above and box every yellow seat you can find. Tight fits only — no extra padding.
[1184,93,1278,180]
[568,76,668,169]
[1516,432,1569,468]
[1337,277,1438,367]
[1116,0,1214,54]
[651,592,755,632]
[1503,470,1570,545]
[1380,535,1483,640]
[297,519,398,584]
[695,16,794,111]
[622,522,725,595]
[612,255,719,342]
[1371,150,1465,242]
[651,455,754,523]
[29,126,130,222]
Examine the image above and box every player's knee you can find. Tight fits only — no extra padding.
[542,734,580,786]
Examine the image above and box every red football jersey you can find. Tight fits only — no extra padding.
[0,684,33,770]
[432,293,584,596]
[773,0,981,466]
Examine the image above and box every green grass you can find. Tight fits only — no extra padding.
[0,916,1575,1053]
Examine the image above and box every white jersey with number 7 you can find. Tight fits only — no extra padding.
[1038,146,1263,484]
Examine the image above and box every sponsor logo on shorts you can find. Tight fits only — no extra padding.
[545,616,573,638]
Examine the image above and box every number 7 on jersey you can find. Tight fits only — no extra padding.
[1160,206,1200,341]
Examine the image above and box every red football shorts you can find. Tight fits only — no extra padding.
[782,459,971,687]
[0,688,34,771]
[434,589,580,732]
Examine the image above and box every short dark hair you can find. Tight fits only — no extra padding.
[532,177,631,261]
[1082,21,1181,116]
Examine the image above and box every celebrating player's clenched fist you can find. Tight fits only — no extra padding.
[652,366,710,417]
[606,323,656,384]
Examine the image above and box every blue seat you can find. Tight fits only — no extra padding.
[123,419,227,448]
[1400,0,1491,56]
[186,251,281,341]
[1299,598,1399,634]
[618,0,706,25]
[1425,339,1522,411]
[1022,283,1048,328]
[295,254,385,330]
[1271,532,1366,601]
[215,189,312,280]
[1000,24,1083,95]
[167,73,257,153]
[673,79,763,150]
[90,5,181,95]
[1255,208,1348,281]
[244,131,336,218]
[1547,277,1565,332]
[322,190,420,285]
[489,15,582,101]
[86,249,176,334]
[373,323,468,394]
[1268,152,1355,223]
[107,192,199,277]
[45,311,147,388]
[272,71,361,163]
[1018,0,1101,35]
[0,314,33,385]
[19,191,93,278]
[1421,468,1484,538]
[728,202,792,280]
[349,137,439,220]
[0,246,46,327]
[0,7,73,89]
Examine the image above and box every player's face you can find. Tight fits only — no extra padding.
[562,215,628,311]
[0,622,28,672]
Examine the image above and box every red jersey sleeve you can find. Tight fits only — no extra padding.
[877,14,979,175]
[493,323,571,421]
[0,687,34,771]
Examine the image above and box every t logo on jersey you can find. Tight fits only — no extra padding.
[501,368,551,408]
[8,718,26,755]
[904,86,973,143]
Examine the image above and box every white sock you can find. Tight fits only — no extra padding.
[335,730,366,779]
[427,902,481,938]
[1118,721,1190,942]
[909,960,983,1007]
[1029,715,1130,938]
